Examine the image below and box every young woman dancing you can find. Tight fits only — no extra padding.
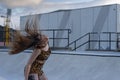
[9,20,51,80]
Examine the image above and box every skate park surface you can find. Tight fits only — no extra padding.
[0,49,120,80]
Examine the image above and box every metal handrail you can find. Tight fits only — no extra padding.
[0,29,71,50]
[66,33,89,47]
[67,32,120,51]
[72,41,89,51]
[1,30,120,51]
[66,33,89,51]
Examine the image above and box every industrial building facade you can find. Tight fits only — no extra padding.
[0,25,15,47]
[20,4,120,51]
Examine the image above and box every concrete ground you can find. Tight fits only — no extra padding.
[0,49,120,80]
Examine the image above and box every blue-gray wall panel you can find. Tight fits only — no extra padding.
[20,4,118,50]
[117,4,120,32]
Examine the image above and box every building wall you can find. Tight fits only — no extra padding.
[117,4,120,32]
[0,25,15,47]
[20,4,118,50]
[0,26,4,42]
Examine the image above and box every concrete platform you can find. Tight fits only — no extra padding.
[0,49,120,80]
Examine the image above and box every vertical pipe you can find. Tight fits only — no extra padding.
[67,29,70,47]
[109,32,111,50]
[53,30,55,48]
[88,33,90,50]
[98,33,100,50]
[116,33,118,50]
[74,41,76,51]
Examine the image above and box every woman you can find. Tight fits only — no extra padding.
[9,19,51,80]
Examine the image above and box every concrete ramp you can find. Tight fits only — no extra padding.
[0,51,30,80]
[0,50,120,80]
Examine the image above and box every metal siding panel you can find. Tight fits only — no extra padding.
[67,9,83,50]
[92,6,110,32]
[91,5,111,49]
[117,4,120,32]
[93,5,117,50]
[20,4,118,51]
[47,12,58,29]
[80,8,94,50]
[101,5,116,32]
[20,16,27,30]
[40,14,53,47]
[93,5,116,33]
[60,11,73,47]
[108,5,117,32]
[108,5,117,49]
[40,14,49,29]
[68,9,81,41]
[20,15,39,29]
[81,8,94,34]
[57,11,64,29]
[93,6,101,28]
[55,10,71,46]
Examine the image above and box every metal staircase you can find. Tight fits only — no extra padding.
[67,32,120,51]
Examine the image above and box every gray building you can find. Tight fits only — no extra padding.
[20,4,120,51]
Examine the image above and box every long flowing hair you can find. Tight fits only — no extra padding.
[9,18,41,54]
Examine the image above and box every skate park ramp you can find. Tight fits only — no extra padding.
[0,49,120,80]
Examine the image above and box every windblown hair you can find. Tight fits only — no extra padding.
[9,19,41,54]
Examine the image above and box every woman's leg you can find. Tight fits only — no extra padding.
[39,73,48,80]
[28,74,39,80]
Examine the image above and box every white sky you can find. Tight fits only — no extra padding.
[0,0,93,8]
[0,0,120,29]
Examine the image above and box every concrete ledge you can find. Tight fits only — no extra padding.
[1,49,120,57]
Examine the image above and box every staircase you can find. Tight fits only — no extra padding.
[67,32,120,51]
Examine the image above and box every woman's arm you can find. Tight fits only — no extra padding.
[24,65,31,80]
[27,49,41,65]
[24,49,41,80]
[24,41,49,80]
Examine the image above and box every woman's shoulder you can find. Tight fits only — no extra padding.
[41,44,49,51]
[41,47,51,53]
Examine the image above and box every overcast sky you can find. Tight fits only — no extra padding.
[0,0,93,8]
[1,0,118,15]
[0,0,119,29]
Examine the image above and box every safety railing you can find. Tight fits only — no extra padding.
[67,32,120,51]
[87,32,118,51]
[66,33,89,51]
[1,30,120,51]
[0,29,71,50]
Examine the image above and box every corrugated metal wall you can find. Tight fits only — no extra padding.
[20,4,118,51]
[117,4,120,32]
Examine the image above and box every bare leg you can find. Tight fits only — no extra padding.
[29,74,39,80]
[39,73,48,80]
